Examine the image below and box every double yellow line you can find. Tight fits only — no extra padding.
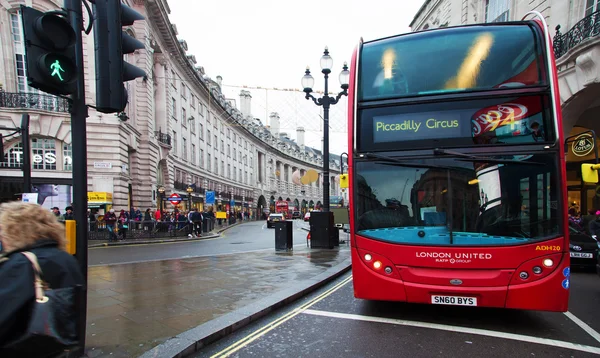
[210,274,353,357]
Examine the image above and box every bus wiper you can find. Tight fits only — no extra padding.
[433,148,544,165]
[359,153,448,170]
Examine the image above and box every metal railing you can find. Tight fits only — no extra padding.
[0,91,70,112]
[554,10,600,59]
[155,129,172,146]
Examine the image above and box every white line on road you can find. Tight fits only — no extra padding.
[302,309,600,355]
[564,311,600,344]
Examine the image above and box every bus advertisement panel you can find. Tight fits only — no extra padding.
[348,16,569,312]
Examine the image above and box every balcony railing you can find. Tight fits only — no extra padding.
[155,129,171,146]
[554,10,600,59]
[0,91,70,112]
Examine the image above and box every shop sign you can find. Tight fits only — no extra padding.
[572,134,594,157]
[11,150,72,165]
[88,192,113,203]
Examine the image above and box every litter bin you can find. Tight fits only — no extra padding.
[275,220,293,251]
[309,212,334,249]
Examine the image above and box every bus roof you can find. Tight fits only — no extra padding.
[358,23,547,102]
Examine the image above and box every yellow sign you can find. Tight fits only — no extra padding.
[340,174,349,188]
[216,211,227,219]
[87,192,113,203]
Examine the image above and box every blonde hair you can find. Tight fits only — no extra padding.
[0,201,66,252]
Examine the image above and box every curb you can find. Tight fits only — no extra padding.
[138,258,352,358]
[88,222,247,248]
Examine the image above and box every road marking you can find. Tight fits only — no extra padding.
[564,311,600,344]
[210,275,353,358]
[302,310,600,355]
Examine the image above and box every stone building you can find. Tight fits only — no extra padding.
[0,0,344,215]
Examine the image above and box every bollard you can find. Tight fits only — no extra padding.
[65,219,77,254]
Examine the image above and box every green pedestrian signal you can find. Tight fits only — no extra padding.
[20,6,77,95]
[50,60,65,81]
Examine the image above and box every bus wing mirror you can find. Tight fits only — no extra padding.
[581,163,600,183]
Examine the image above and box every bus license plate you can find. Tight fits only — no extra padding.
[431,295,477,306]
[570,252,593,258]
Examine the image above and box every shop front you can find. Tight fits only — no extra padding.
[87,192,113,214]
[566,126,600,215]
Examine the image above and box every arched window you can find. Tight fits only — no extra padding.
[3,138,72,171]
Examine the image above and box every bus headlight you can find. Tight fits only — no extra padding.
[364,254,372,261]
[543,258,554,267]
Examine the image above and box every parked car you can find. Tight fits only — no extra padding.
[291,211,301,219]
[569,224,599,269]
[266,213,284,228]
[304,212,311,222]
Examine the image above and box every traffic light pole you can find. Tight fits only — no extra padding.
[65,0,89,352]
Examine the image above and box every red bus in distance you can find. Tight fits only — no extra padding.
[347,12,570,311]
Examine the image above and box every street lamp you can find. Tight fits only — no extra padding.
[186,185,193,210]
[302,46,349,212]
[157,186,165,216]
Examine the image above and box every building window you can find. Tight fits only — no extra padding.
[63,143,73,171]
[221,140,224,153]
[199,123,204,140]
[214,135,218,148]
[227,128,231,138]
[190,95,195,108]
[227,144,231,157]
[173,131,178,156]
[200,149,204,168]
[181,83,187,99]
[228,164,231,179]
[190,116,195,134]
[221,161,225,177]
[586,0,599,16]
[182,137,187,160]
[215,157,219,175]
[245,171,248,184]
[207,153,211,172]
[172,98,177,119]
[171,70,177,88]
[199,103,204,117]
[233,150,236,161]
[181,107,187,127]
[207,130,211,145]
[191,143,196,164]
[31,138,56,170]
[485,0,509,23]
[239,169,242,183]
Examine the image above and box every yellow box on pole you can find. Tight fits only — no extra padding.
[339,174,349,189]
[65,219,76,255]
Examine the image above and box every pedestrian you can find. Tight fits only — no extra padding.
[0,201,84,356]
[103,208,118,241]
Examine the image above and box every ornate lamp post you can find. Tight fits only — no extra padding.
[186,185,193,210]
[157,186,165,216]
[302,47,349,212]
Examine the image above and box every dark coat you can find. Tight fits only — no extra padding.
[0,239,84,348]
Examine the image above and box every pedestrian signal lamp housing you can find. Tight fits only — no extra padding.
[581,164,600,183]
[20,6,77,95]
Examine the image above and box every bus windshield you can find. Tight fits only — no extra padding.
[354,152,559,246]
[359,24,546,101]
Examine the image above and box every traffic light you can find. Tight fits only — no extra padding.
[20,6,77,95]
[93,0,145,114]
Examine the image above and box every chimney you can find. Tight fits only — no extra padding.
[240,90,252,118]
[269,112,280,136]
[296,126,305,149]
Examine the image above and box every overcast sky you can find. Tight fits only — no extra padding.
[168,0,423,154]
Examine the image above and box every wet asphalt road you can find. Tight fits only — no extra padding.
[88,220,315,266]
[195,269,600,358]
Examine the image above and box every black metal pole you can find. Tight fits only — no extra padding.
[65,0,88,351]
[322,73,330,213]
[20,114,31,193]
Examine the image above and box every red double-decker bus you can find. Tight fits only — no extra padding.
[347,12,571,311]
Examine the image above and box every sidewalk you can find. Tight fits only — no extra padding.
[87,221,243,248]
[84,227,351,358]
